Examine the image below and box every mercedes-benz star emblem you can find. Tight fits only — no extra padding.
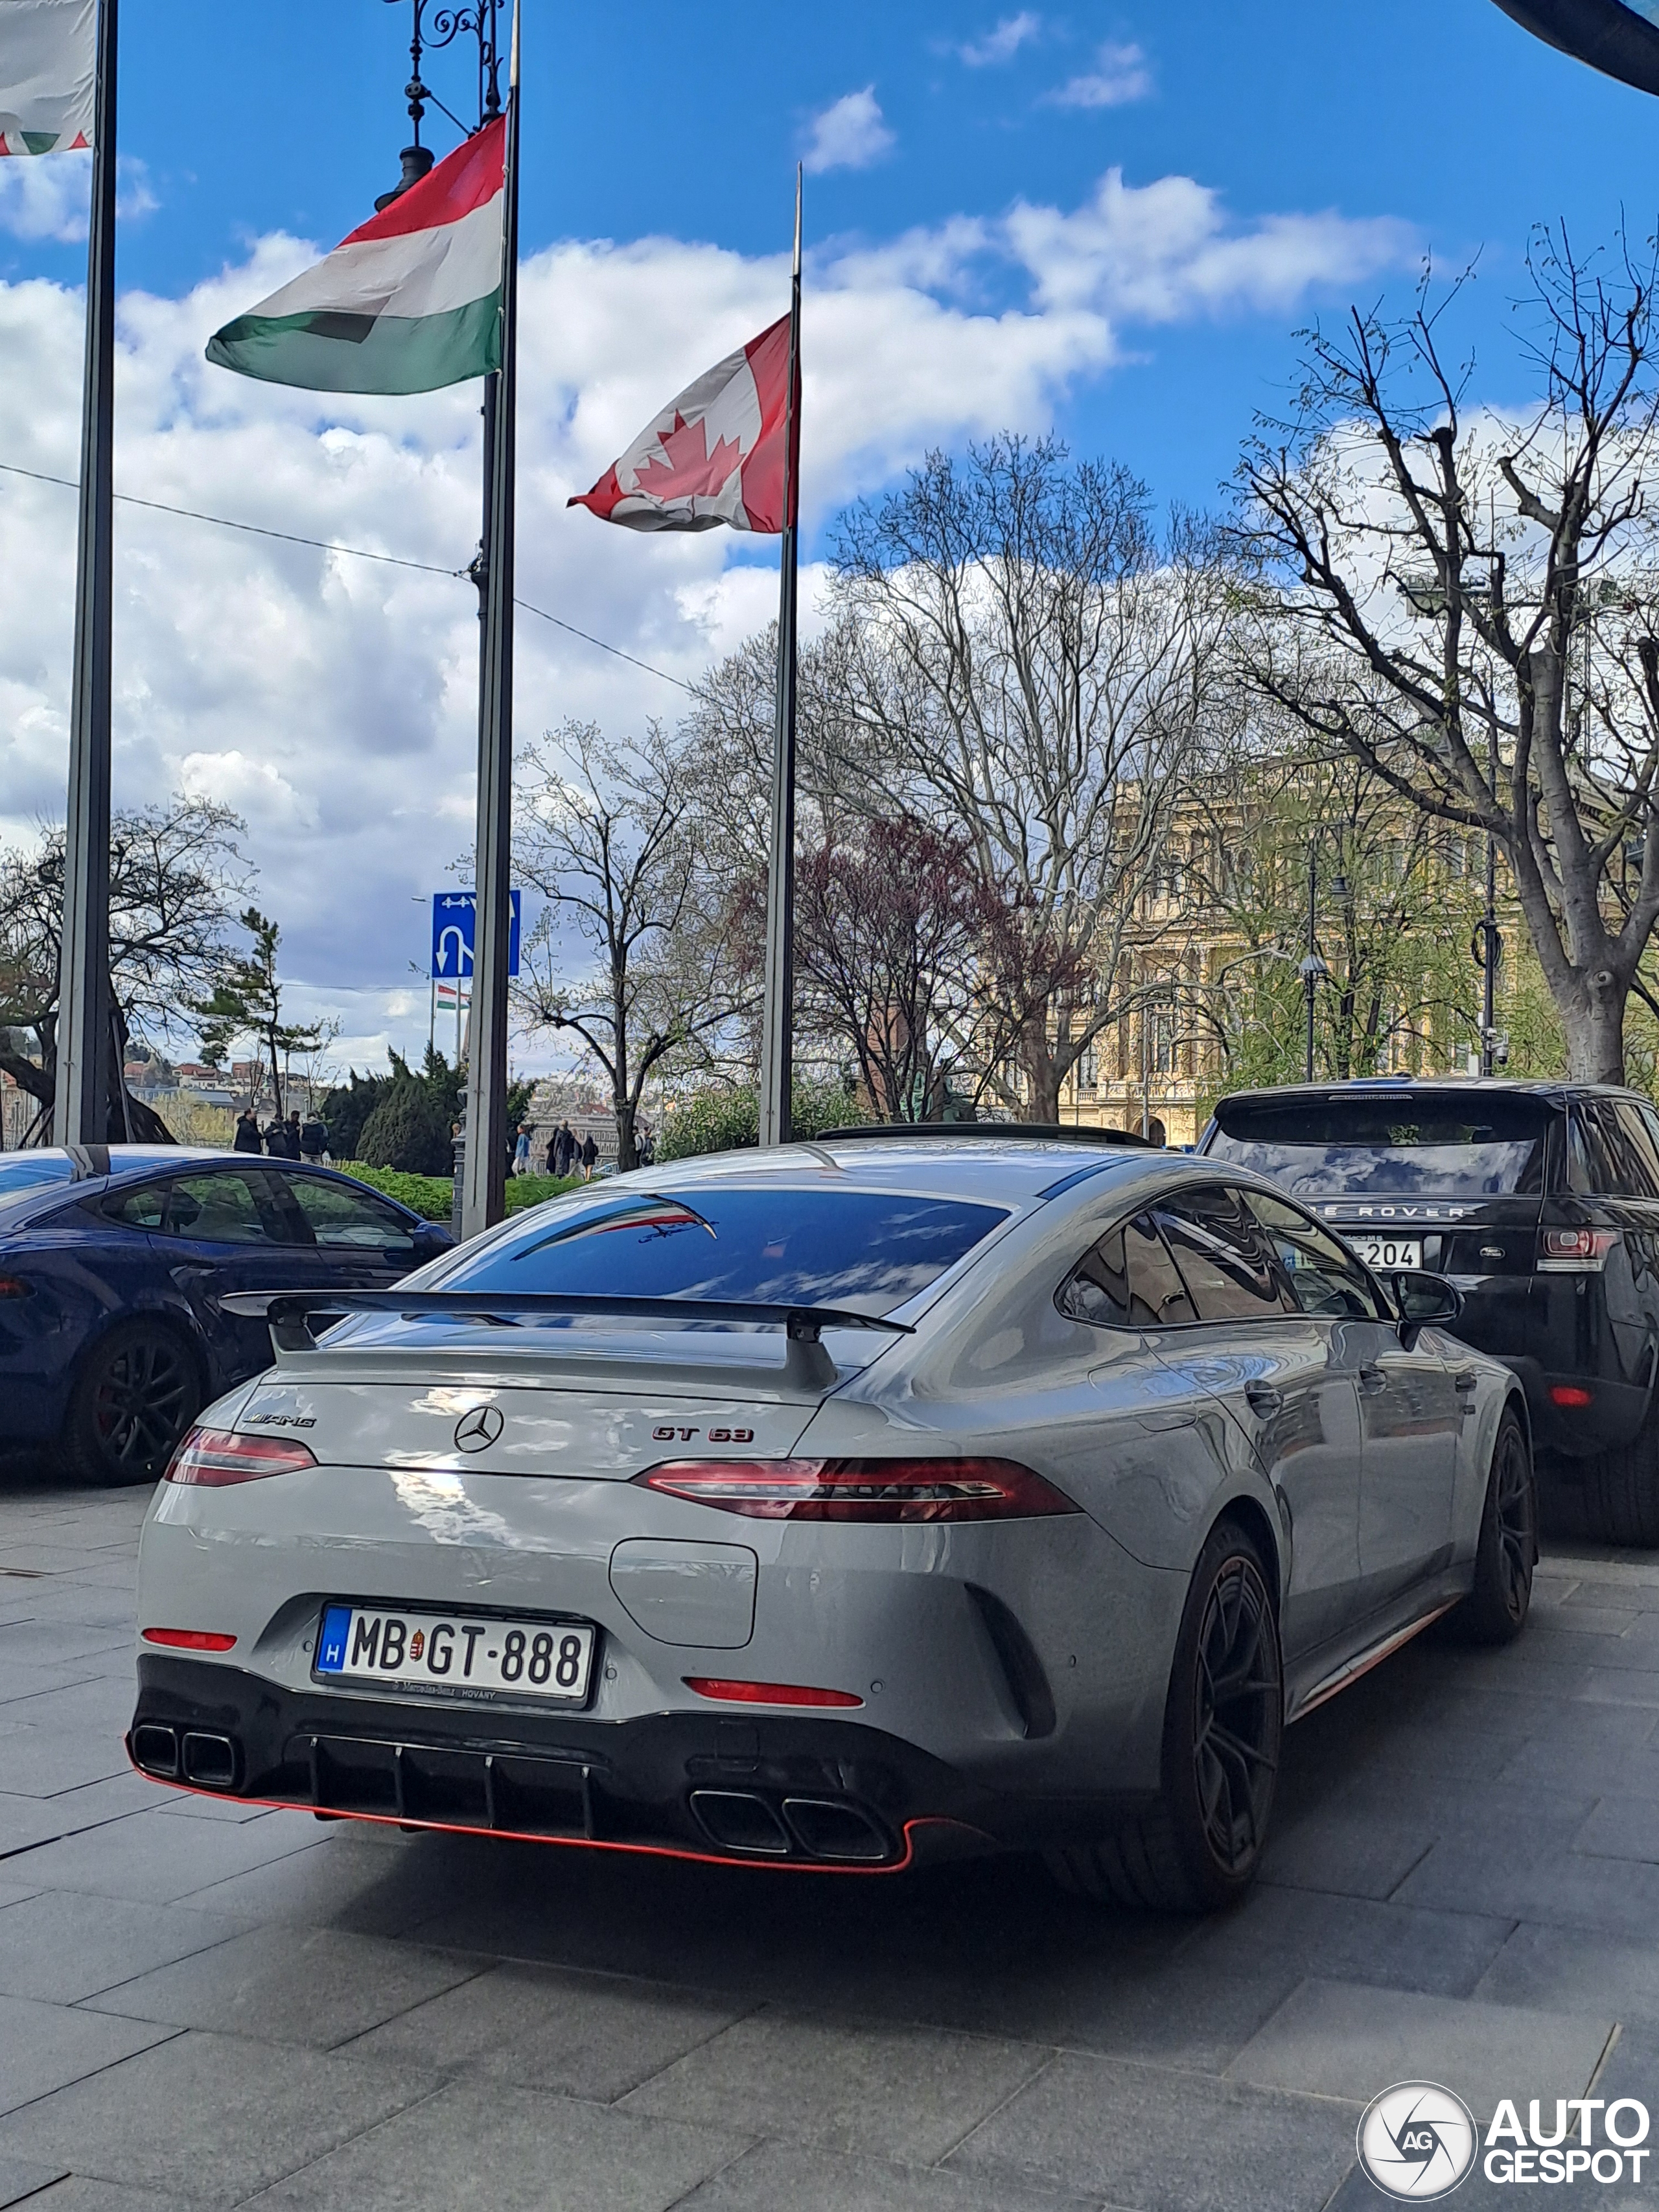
[453,1404,504,1452]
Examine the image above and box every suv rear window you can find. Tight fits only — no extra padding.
[1205,1093,1552,1198]
[437,1187,1009,1318]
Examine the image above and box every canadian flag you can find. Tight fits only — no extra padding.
[568,312,796,534]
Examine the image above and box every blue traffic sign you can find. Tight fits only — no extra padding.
[431,891,521,979]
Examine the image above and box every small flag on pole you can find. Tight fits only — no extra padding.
[205,117,505,396]
[568,313,796,533]
[0,0,95,155]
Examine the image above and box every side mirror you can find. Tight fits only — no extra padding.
[412,1223,454,1259]
[1391,1268,1462,1336]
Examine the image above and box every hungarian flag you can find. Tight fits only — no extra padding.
[0,0,94,156]
[206,118,504,397]
[569,314,796,533]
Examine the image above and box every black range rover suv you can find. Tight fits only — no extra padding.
[1199,1080,1659,1545]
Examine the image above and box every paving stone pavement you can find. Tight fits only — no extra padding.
[0,1463,1653,2211]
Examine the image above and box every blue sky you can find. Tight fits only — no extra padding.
[70,0,1659,517]
[3,0,1658,1070]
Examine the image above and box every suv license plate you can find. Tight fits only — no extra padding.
[1349,1236,1423,1272]
[314,1605,594,1703]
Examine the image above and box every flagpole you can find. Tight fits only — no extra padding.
[53,0,119,1147]
[459,0,519,1238]
[758,167,802,1150]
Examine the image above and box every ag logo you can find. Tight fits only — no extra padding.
[453,1404,504,1452]
[1357,2082,1478,2200]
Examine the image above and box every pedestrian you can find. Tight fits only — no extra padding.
[285,1110,303,1159]
[513,1123,531,1178]
[554,1121,575,1179]
[579,1130,598,1182]
[543,1126,559,1176]
[636,1124,655,1169]
[232,1107,261,1155]
[299,1111,327,1164]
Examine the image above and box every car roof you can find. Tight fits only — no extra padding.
[642,1134,1163,1207]
[1212,1078,1643,1110]
[10,1144,235,1185]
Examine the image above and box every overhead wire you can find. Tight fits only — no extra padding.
[0,456,695,693]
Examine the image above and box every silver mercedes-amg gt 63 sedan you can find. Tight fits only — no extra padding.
[127,1130,1534,1912]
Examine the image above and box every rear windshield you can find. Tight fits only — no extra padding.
[436,1186,1010,1318]
[1206,1095,1551,1198]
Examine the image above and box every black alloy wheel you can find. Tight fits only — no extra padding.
[1188,1550,1282,1880]
[1046,1520,1284,1913]
[65,1321,200,1487]
[1448,1408,1536,1644]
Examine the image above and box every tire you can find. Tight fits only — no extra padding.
[1578,1402,1659,1548]
[1047,1519,1284,1913]
[1446,1408,1536,1645]
[62,1319,201,1487]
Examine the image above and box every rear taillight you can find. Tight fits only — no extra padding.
[633,1456,1078,1522]
[164,1426,318,1486]
[141,1627,237,1651]
[1538,1228,1619,1272]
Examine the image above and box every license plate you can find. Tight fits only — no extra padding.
[1348,1236,1423,1272]
[314,1605,594,1703]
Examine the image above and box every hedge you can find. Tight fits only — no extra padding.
[334,1163,583,1220]
[657,1080,867,1161]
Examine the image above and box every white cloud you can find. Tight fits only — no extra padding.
[0,165,1412,1068]
[802,87,894,176]
[1047,41,1154,110]
[1004,169,1410,321]
[959,13,1043,67]
[0,150,156,242]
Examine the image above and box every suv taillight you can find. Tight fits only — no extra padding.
[164,1426,318,1486]
[633,1456,1079,1522]
[1538,1228,1619,1272]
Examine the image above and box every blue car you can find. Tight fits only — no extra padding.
[0,1146,454,1485]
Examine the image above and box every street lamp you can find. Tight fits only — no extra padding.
[378,0,503,207]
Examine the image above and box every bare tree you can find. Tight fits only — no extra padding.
[1237,230,1659,1082]
[511,721,748,1170]
[794,814,988,1119]
[0,796,251,1143]
[828,436,1229,1120]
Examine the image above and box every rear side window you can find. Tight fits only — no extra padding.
[436,1186,1008,1319]
[1059,1213,1197,1329]
[1571,1102,1659,1198]
[1206,1092,1551,1198]
[1154,1187,1290,1321]
[104,1183,167,1230]
[159,1171,294,1247]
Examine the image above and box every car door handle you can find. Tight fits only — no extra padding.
[1358,1366,1389,1395]
[1243,1382,1282,1417]
[1454,1370,1478,1392]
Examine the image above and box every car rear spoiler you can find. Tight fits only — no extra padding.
[218,1289,914,1388]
